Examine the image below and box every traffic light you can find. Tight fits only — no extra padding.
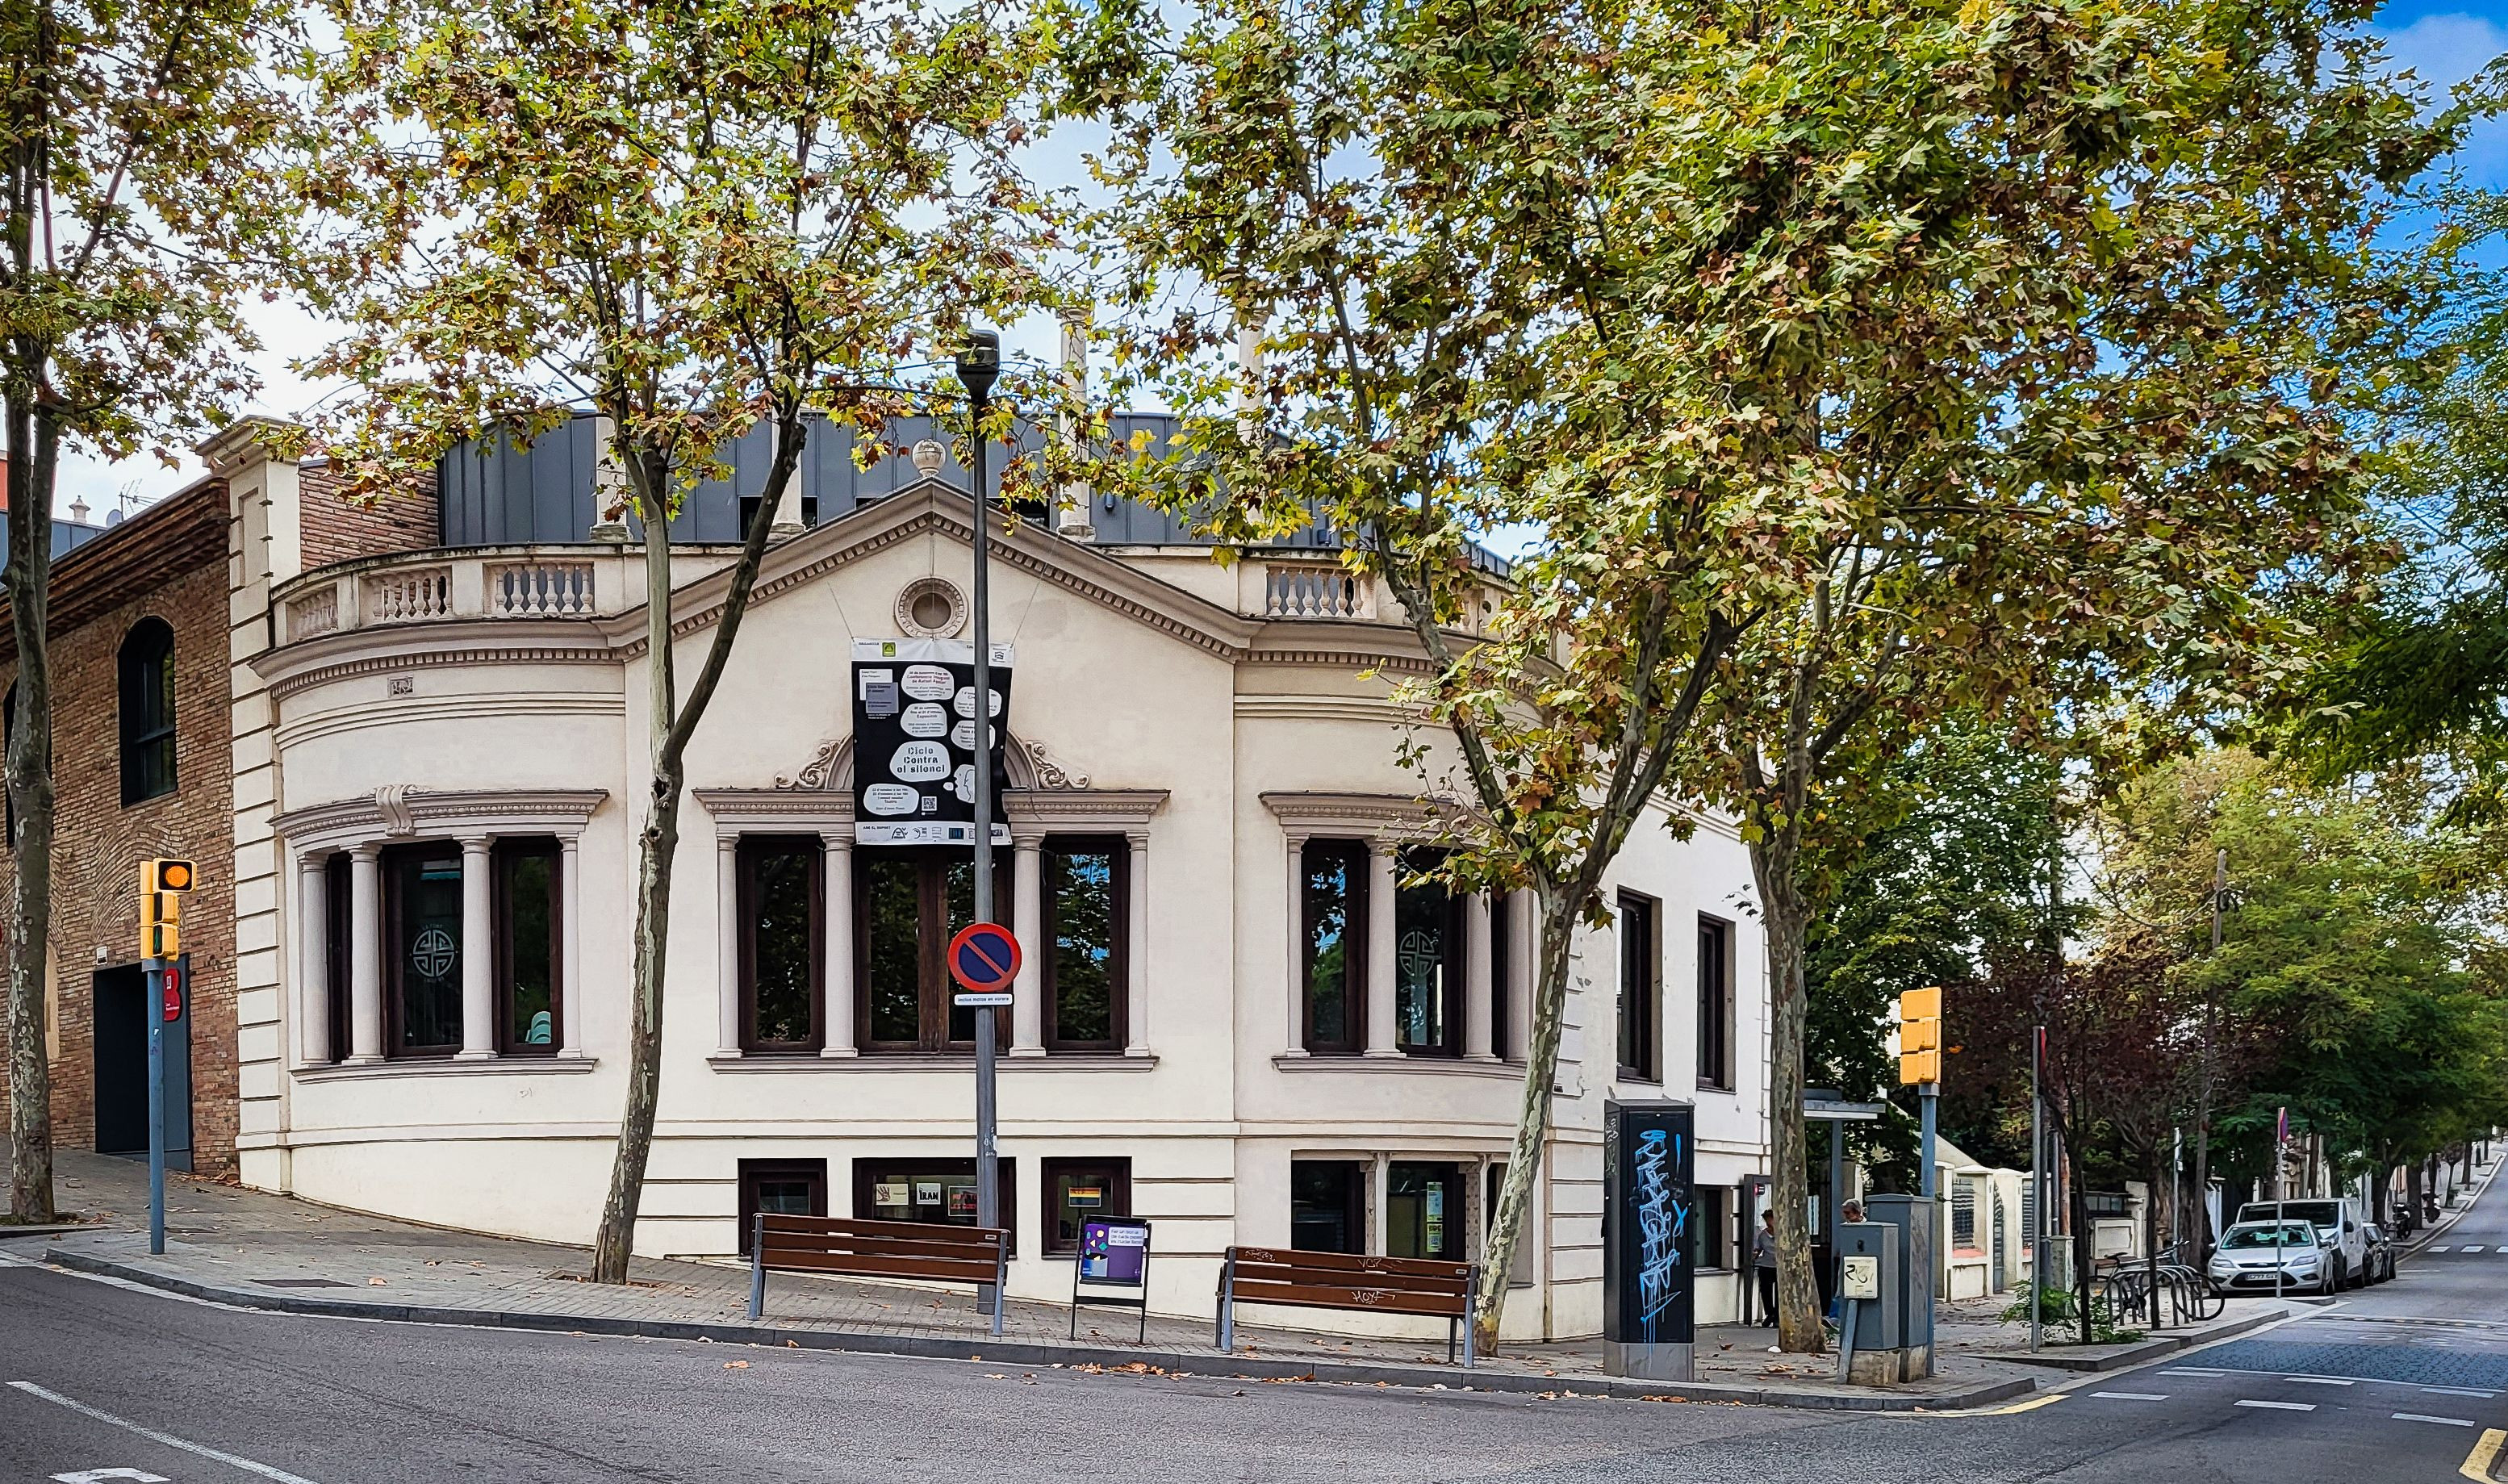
[1898,984,1943,1086]
[139,858,194,961]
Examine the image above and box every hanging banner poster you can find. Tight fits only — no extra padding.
[852,637,1013,846]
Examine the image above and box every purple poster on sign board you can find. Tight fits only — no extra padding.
[1079,1219,1150,1286]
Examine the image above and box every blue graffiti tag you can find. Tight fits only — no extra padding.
[1632,1129,1688,1341]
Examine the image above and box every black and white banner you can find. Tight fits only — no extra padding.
[852,637,1014,847]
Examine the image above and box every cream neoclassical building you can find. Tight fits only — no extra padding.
[208,410,1770,1341]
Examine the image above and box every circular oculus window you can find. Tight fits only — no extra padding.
[895,576,967,638]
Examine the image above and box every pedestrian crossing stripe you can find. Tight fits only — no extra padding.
[2433,1246,2454,1252]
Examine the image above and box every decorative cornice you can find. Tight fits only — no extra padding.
[1258,790,1467,842]
[699,786,1167,839]
[274,788,608,851]
[773,730,1089,793]
[258,635,618,700]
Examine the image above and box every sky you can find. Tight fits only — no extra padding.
[49,3,2508,523]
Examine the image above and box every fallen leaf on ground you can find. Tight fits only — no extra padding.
[366,1277,387,1286]
[723,1361,749,1369]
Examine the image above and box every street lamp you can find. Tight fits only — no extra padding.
[955,331,1003,1325]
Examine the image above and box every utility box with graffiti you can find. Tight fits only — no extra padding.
[1602,1099,1696,1381]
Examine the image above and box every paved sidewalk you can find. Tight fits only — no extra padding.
[3,1148,2067,1411]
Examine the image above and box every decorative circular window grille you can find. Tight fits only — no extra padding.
[895,576,967,638]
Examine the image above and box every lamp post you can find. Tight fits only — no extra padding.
[955,332,1003,1318]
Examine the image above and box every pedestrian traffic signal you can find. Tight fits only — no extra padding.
[139,858,194,961]
[1899,985,1943,1086]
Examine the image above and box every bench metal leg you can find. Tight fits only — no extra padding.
[1216,1252,1235,1352]
[747,1215,765,1321]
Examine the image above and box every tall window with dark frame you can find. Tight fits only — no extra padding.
[1616,891,1659,1082]
[3,682,15,844]
[1697,914,1734,1090]
[1300,839,1368,1054]
[323,853,352,1063]
[856,849,1009,1052]
[1486,892,1511,1060]
[117,617,177,805]
[495,838,562,1053]
[1290,1159,1367,1254]
[1394,848,1462,1056]
[383,842,463,1056]
[1044,837,1126,1051]
[739,836,822,1052]
[1387,1161,1465,1259]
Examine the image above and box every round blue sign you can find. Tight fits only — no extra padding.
[947,922,1021,991]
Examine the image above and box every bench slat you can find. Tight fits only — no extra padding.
[763,1230,1005,1263]
[1227,1260,1469,1296]
[1228,1277,1469,1317]
[1228,1246,1470,1281]
[758,1248,1004,1284]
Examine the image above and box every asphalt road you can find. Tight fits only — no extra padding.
[6,1177,2506,1484]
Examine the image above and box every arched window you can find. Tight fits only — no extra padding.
[119,617,176,805]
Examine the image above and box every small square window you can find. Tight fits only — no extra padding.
[1041,1158,1132,1255]
[737,1159,826,1256]
[1290,1160,1368,1254]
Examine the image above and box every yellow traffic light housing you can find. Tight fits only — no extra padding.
[139,858,195,960]
[1898,985,1945,1086]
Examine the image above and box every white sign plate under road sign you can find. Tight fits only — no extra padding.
[953,992,1014,1007]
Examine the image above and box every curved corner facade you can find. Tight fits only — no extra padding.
[217,428,1771,1343]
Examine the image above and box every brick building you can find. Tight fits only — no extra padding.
[0,420,434,1180]
[0,476,237,1174]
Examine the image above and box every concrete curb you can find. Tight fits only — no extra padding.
[1976,1305,2288,1373]
[40,1245,2032,1414]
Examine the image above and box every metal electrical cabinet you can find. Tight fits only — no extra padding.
[1862,1193,1935,1379]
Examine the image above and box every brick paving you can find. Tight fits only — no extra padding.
[2,1147,2158,1406]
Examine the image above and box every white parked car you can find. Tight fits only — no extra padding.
[2208,1220,2335,1296]
[2236,1198,2368,1290]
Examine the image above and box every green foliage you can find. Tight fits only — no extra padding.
[1807,721,2065,1169]
[2099,749,2508,1189]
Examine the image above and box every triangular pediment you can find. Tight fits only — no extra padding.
[606,479,1262,660]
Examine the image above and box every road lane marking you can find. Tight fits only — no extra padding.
[2288,1377,2355,1386]
[5,1382,323,1484]
[2163,1368,2226,1377]
[2432,1246,2454,1252]
[2431,1388,2504,1398]
[2091,1392,2168,1401]
[2463,1428,2506,1482]
[2465,1246,2488,1253]
[1988,1393,2067,1415]
[52,1472,169,1483]
[2399,1414,2483,1428]
[2236,1399,2318,1411]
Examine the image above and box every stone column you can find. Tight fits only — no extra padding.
[1126,833,1151,1056]
[821,832,857,1056]
[558,834,585,1056]
[1507,889,1536,1062]
[348,844,383,1062]
[458,838,495,1057]
[1281,834,1307,1056]
[297,853,329,1064]
[1365,841,1400,1057]
[1463,891,1495,1061]
[1011,835,1046,1056]
[717,835,742,1055]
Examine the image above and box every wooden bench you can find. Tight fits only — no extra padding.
[748,1213,1009,1334]
[1215,1246,1479,1366]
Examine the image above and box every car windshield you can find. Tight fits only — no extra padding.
[2245,1202,2339,1229]
[2223,1223,2316,1249]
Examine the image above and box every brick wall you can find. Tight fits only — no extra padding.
[0,545,236,1177]
[299,461,439,567]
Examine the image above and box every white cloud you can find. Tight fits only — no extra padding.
[2381,12,2508,98]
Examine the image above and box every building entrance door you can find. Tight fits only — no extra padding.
[91,964,190,1170]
